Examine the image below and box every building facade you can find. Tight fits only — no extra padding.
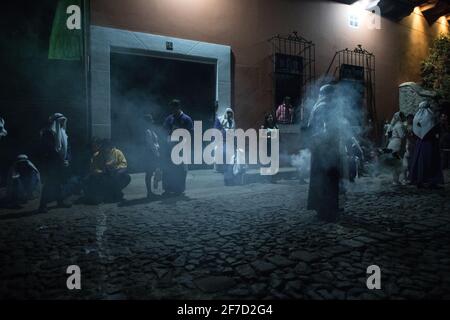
[90,0,449,135]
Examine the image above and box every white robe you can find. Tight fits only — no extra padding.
[387,121,405,153]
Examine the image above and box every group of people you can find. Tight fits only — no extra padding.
[0,99,196,212]
[303,84,449,223]
[384,101,448,189]
[1,91,447,221]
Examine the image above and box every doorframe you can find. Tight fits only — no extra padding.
[89,25,231,139]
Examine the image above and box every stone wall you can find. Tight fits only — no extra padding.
[399,82,437,116]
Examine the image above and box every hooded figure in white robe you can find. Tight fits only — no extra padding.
[410,101,444,188]
[386,112,406,154]
[38,113,71,212]
[382,111,406,184]
[49,113,69,162]
[214,108,235,172]
[0,117,7,140]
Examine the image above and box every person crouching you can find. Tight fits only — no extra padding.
[6,155,40,208]
[101,140,131,202]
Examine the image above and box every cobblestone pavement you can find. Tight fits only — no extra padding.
[0,170,449,300]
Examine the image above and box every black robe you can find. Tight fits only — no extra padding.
[410,126,444,186]
[162,112,194,194]
[307,101,340,222]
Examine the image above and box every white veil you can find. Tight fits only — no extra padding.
[413,101,436,139]
[49,113,68,159]
[0,117,7,138]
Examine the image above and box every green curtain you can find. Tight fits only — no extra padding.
[48,0,83,60]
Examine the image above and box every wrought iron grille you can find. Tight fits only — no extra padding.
[326,45,377,138]
[268,31,316,112]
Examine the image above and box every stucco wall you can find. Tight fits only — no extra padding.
[91,0,449,130]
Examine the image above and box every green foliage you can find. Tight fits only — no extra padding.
[421,34,450,104]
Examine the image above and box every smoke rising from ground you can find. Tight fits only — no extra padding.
[289,76,383,184]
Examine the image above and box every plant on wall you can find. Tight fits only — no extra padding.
[421,33,450,106]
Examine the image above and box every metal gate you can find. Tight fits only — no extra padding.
[325,45,377,138]
[268,31,316,119]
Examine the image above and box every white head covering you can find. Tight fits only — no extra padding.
[49,113,68,159]
[7,155,40,196]
[13,154,39,174]
[413,101,436,139]
[221,108,235,130]
[387,112,403,134]
[0,117,7,138]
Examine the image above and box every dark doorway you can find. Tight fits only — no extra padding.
[110,52,217,173]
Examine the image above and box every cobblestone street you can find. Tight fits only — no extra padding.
[1,170,449,300]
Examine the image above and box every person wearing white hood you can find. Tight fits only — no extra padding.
[6,154,40,207]
[410,101,444,189]
[0,117,7,140]
[385,111,406,185]
[38,113,72,212]
[214,108,235,173]
[218,108,240,185]
[220,108,236,131]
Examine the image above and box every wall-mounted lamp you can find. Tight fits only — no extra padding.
[352,0,380,10]
[348,0,381,29]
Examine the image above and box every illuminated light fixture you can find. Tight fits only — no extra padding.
[348,0,380,28]
[352,0,380,10]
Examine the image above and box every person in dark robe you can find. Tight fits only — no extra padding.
[162,99,194,196]
[38,113,72,213]
[6,155,40,208]
[307,84,341,222]
[410,101,444,189]
[261,113,279,184]
[0,117,7,189]
[346,136,364,183]
[439,113,450,170]
[143,114,161,199]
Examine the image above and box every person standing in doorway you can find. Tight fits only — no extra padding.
[162,99,194,196]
